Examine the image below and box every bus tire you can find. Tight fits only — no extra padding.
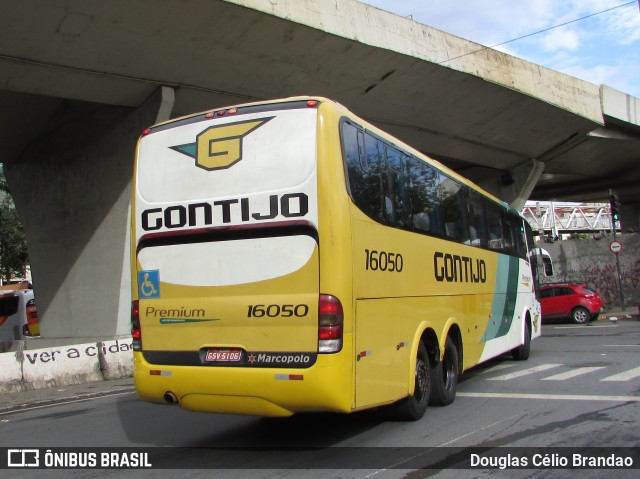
[430,336,458,406]
[387,342,430,421]
[511,320,531,361]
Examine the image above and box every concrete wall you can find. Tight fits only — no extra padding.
[539,233,640,310]
[4,90,167,346]
[0,338,133,393]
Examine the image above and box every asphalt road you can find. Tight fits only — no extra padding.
[1,319,639,478]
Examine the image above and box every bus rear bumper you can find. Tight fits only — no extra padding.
[133,351,352,417]
[180,393,295,417]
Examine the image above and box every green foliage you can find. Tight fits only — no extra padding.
[570,233,591,240]
[0,166,29,281]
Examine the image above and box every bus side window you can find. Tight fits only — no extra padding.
[342,122,385,223]
[363,133,385,223]
[468,191,487,248]
[439,174,471,244]
[501,212,516,255]
[500,212,527,258]
[485,202,504,251]
[383,145,409,228]
[515,221,528,259]
[408,157,442,236]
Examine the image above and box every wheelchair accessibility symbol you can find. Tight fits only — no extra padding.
[138,270,160,299]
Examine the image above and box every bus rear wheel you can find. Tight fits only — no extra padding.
[387,342,430,421]
[430,336,458,406]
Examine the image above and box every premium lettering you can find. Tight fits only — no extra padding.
[141,192,308,231]
[434,251,486,283]
[145,306,205,318]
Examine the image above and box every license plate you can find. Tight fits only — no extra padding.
[205,349,242,362]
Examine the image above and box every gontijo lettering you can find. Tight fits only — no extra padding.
[434,251,487,283]
[141,192,308,231]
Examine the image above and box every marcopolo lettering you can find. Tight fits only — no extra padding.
[246,352,316,367]
[141,192,309,231]
[434,251,486,283]
[257,353,311,365]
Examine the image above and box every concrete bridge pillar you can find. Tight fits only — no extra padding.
[620,202,640,232]
[476,158,544,212]
[5,87,174,346]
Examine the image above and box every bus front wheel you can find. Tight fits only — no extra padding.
[430,336,459,406]
[387,342,430,421]
[512,319,531,360]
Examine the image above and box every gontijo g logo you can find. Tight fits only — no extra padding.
[170,117,273,171]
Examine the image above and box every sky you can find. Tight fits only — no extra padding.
[361,0,640,98]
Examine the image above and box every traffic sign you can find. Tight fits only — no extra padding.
[610,240,622,254]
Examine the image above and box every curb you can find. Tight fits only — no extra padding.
[0,378,135,415]
[599,311,640,322]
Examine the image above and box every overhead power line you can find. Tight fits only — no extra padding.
[441,1,637,64]
[490,1,637,49]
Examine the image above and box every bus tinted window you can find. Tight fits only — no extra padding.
[501,212,516,254]
[383,145,409,228]
[342,121,361,171]
[439,175,471,244]
[515,220,528,257]
[341,119,529,260]
[500,212,527,258]
[485,202,504,251]
[343,122,384,223]
[408,157,442,236]
[468,191,487,248]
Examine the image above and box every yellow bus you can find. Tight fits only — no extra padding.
[131,97,541,420]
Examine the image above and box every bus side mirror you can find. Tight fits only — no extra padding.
[534,248,554,277]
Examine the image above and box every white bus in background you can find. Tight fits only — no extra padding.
[0,282,39,346]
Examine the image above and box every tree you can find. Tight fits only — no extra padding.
[0,165,29,282]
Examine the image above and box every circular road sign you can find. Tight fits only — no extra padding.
[610,240,622,254]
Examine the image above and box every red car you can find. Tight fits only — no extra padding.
[540,284,605,324]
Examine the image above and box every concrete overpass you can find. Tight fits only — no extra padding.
[1,0,639,344]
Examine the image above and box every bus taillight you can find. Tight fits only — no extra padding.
[318,294,343,353]
[131,300,142,351]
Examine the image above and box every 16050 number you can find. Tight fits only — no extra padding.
[364,249,404,272]
[247,304,309,318]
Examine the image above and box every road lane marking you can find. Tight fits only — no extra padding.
[541,366,606,381]
[458,392,640,402]
[551,325,620,329]
[487,363,562,381]
[601,366,640,382]
[476,363,515,375]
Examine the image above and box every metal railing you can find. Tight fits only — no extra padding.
[521,202,617,235]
